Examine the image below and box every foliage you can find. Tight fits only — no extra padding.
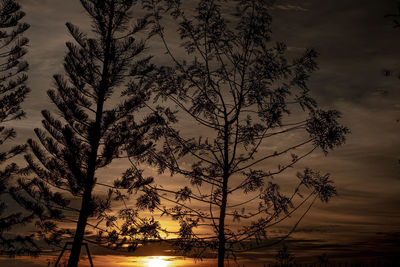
[0,0,36,256]
[126,0,349,266]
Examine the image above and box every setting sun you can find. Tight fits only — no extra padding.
[146,257,170,267]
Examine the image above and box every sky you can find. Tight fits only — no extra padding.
[1,0,400,266]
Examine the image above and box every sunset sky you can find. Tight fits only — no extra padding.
[1,0,400,266]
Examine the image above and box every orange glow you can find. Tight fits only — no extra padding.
[3,255,222,267]
[146,256,170,267]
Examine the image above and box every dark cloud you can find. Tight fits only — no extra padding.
[271,0,400,102]
[273,4,308,11]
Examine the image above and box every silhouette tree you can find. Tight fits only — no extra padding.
[11,0,158,266]
[275,243,295,267]
[0,0,34,256]
[132,0,349,266]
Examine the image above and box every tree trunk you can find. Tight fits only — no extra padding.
[67,186,92,267]
[217,178,228,267]
[66,4,114,266]
[217,116,231,267]
[66,90,104,267]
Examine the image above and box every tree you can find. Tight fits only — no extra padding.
[275,243,295,267]
[11,1,158,266]
[133,0,349,266]
[0,0,34,256]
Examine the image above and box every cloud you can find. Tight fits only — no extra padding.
[273,4,309,11]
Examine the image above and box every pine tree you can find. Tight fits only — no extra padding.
[0,0,35,256]
[12,1,157,266]
[136,0,349,266]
